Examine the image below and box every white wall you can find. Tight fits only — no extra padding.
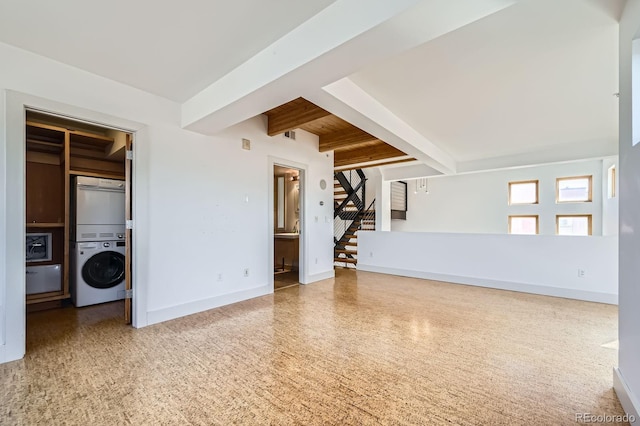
[362,167,378,209]
[391,159,614,235]
[0,42,335,363]
[143,122,334,324]
[615,0,640,419]
[358,231,618,304]
[602,157,619,236]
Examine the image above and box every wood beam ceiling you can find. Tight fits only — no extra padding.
[319,127,378,152]
[334,141,406,168]
[264,98,331,136]
[263,97,414,169]
[334,157,416,172]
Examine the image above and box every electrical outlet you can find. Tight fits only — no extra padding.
[577,269,585,278]
[217,273,223,282]
[244,268,250,277]
[242,138,251,150]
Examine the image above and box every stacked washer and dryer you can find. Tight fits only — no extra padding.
[71,176,126,307]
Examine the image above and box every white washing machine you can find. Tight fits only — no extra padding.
[71,240,126,307]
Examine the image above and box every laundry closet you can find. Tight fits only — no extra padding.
[24,111,131,314]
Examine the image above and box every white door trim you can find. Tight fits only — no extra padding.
[268,156,308,288]
[1,90,147,363]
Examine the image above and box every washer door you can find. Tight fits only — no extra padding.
[81,251,125,289]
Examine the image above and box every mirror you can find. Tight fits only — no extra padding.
[276,176,285,230]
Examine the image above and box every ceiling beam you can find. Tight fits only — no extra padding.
[334,141,406,168]
[319,127,378,152]
[335,157,416,171]
[265,98,331,136]
[182,0,516,134]
[310,79,458,174]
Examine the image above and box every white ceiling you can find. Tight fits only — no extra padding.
[0,0,625,174]
[350,0,622,166]
[0,0,335,101]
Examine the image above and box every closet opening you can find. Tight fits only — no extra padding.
[24,109,135,351]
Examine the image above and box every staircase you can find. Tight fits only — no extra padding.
[334,169,375,267]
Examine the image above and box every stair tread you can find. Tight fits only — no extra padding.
[335,249,357,254]
[334,258,357,264]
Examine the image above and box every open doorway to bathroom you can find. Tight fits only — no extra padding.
[274,165,301,290]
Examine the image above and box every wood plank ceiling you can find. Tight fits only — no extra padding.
[264,98,414,170]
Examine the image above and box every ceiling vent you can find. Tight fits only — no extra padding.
[284,130,296,140]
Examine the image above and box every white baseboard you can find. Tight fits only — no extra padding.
[357,264,617,305]
[614,368,640,421]
[302,270,335,284]
[146,285,271,326]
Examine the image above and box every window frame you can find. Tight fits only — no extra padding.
[508,179,539,205]
[555,175,593,203]
[390,180,407,220]
[555,214,592,236]
[508,215,539,235]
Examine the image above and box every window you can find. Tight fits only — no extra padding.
[508,180,538,205]
[607,165,616,199]
[391,181,407,220]
[508,215,538,235]
[556,176,592,203]
[556,215,592,236]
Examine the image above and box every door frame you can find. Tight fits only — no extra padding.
[1,90,146,363]
[268,156,307,290]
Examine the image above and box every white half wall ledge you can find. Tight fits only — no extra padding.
[357,264,618,305]
[357,231,618,303]
[146,285,272,327]
[614,368,640,422]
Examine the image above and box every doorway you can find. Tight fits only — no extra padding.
[274,165,302,290]
[1,91,145,363]
[23,109,134,348]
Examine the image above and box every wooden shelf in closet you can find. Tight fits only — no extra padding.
[68,170,125,180]
[26,222,65,228]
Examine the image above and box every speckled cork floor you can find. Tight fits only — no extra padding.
[0,269,627,425]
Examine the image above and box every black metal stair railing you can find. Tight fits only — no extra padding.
[334,169,375,265]
[334,170,366,246]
